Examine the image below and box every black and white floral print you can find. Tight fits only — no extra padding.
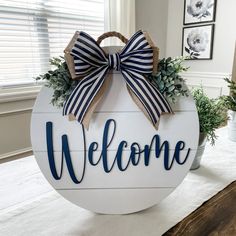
[185,28,209,59]
[184,0,216,24]
[187,0,214,19]
[182,24,214,60]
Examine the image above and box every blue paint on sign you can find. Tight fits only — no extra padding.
[46,119,190,184]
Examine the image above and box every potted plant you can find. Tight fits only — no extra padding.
[220,78,236,141]
[191,87,227,170]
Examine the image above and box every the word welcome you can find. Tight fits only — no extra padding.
[46,119,191,184]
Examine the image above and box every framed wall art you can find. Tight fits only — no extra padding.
[182,24,214,60]
[183,0,217,25]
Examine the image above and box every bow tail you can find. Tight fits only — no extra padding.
[121,70,173,129]
[63,66,110,129]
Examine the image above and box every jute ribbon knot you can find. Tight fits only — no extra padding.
[63,30,173,130]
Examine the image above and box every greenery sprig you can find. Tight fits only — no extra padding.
[220,78,236,111]
[192,87,227,145]
[35,57,78,107]
[35,56,189,107]
[148,57,189,103]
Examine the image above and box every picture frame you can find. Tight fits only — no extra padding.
[182,24,215,60]
[183,0,217,25]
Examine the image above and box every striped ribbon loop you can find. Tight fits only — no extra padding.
[63,30,173,129]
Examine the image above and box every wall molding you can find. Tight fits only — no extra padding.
[181,71,231,80]
[0,85,41,104]
[0,147,32,160]
[0,107,32,116]
[0,86,40,115]
[180,71,231,97]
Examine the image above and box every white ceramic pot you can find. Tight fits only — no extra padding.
[228,110,236,142]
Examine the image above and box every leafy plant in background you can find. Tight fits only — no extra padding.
[220,78,236,111]
[35,57,79,107]
[148,57,189,103]
[192,87,227,145]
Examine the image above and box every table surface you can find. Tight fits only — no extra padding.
[163,181,236,236]
[0,127,236,236]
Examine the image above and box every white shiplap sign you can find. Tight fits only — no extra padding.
[31,54,199,214]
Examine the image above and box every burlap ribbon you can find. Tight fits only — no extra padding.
[63,30,173,129]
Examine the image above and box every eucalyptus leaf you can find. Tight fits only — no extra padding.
[168,85,175,92]
[149,56,189,103]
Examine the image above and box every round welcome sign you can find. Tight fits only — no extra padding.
[31,74,198,214]
[31,33,199,214]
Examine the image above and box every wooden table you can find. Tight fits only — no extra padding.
[164,181,236,236]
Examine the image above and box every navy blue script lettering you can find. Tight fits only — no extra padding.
[46,119,191,184]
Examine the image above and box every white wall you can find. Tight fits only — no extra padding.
[0,108,32,158]
[167,0,236,73]
[135,0,169,58]
[0,87,39,159]
[136,0,236,97]
[166,0,236,97]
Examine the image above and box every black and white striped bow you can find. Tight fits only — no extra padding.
[63,30,173,129]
